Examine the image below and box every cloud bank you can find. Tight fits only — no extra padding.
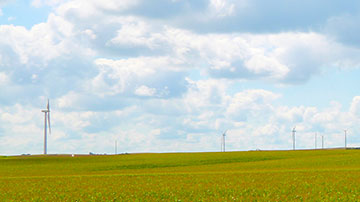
[0,0,360,154]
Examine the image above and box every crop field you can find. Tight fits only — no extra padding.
[1,150,360,201]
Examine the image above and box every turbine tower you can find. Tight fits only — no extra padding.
[41,99,51,155]
[292,127,296,150]
[115,140,117,155]
[222,130,227,152]
[344,130,347,149]
[315,133,317,149]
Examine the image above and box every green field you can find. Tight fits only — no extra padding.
[1,150,360,201]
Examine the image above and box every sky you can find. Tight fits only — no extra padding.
[1,0,360,155]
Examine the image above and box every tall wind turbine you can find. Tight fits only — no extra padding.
[41,99,51,155]
[292,127,296,150]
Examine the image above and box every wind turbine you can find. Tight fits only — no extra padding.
[292,127,296,150]
[115,140,117,155]
[222,130,227,152]
[41,99,51,155]
[344,130,347,149]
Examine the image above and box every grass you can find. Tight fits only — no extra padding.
[1,150,360,201]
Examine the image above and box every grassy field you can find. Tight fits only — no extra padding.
[1,150,360,201]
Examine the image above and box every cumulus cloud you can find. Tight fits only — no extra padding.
[0,104,44,154]
[90,57,187,97]
[0,13,96,67]
[350,96,360,117]
[109,24,360,83]
[184,78,228,111]
[16,0,357,87]
[226,89,279,121]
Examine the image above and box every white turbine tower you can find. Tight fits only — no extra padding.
[41,99,51,155]
[115,140,117,155]
[344,130,347,149]
[292,127,296,150]
[222,130,227,152]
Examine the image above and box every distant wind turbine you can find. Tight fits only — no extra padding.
[41,99,51,155]
[115,140,117,155]
[222,130,227,152]
[292,127,296,150]
[344,130,347,149]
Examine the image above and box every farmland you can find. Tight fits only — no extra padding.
[1,150,360,201]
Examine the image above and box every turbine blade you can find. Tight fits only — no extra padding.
[47,99,50,111]
[48,112,51,134]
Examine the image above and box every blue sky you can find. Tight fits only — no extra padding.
[1,0,360,155]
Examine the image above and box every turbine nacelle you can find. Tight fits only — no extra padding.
[223,130,227,136]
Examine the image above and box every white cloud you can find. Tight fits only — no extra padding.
[135,85,156,97]
[350,96,360,118]
[82,29,96,39]
[276,106,307,123]
[110,19,164,49]
[226,89,279,121]
[91,0,139,12]
[19,0,358,86]
[0,72,9,85]
[0,13,95,68]
[90,57,186,97]
[109,23,360,83]
[0,104,44,154]
[55,111,93,131]
[0,104,39,124]
[56,91,79,109]
[184,78,229,112]
[209,0,236,17]
[2,88,360,154]
[55,0,139,20]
